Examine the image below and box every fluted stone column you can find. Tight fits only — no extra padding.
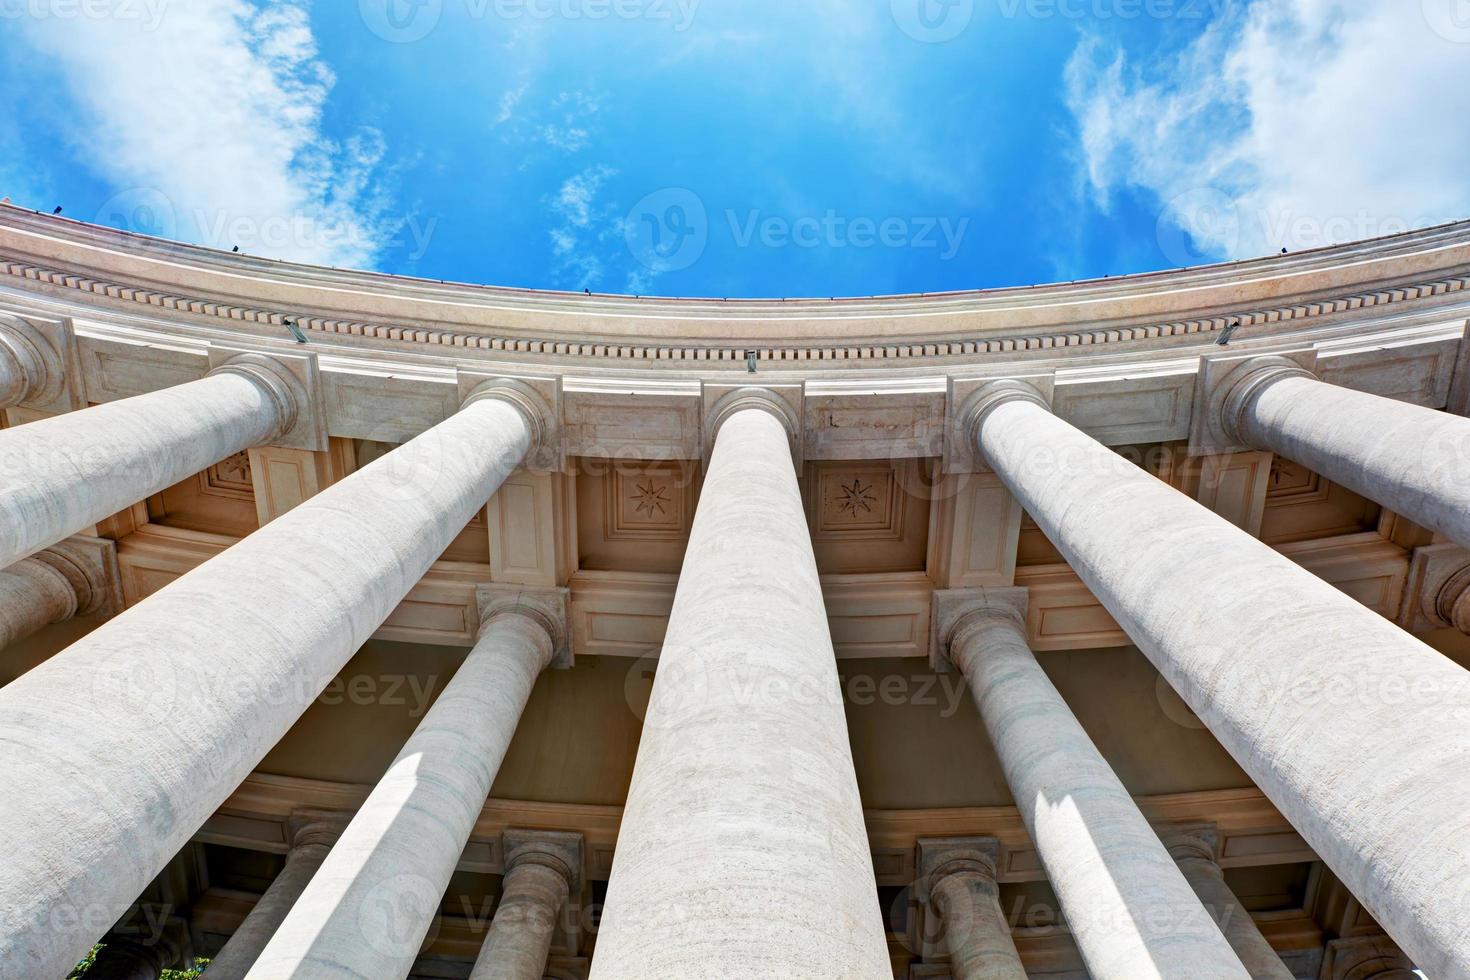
[934,590,1246,980]
[0,536,118,651]
[964,379,1470,978]
[916,838,1026,980]
[248,586,566,979]
[591,392,889,979]
[1158,824,1293,980]
[0,353,301,568]
[1221,355,1470,550]
[203,816,344,980]
[0,380,547,979]
[468,831,581,980]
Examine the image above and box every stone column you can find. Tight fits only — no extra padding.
[0,536,119,651]
[590,392,889,979]
[915,838,1026,980]
[1320,935,1418,980]
[0,353,301,568]
[1221,355,1470,550]
[85,939,170,980]
[247,586,566,979]
[468,831,581,980]
[0,380,548,980]
[964,379,1470,978]
[934,590,1246,980]
[1158,824,1293,980]
[202,816,344,980]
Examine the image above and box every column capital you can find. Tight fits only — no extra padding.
[929,587,1028,674]
[915,837,1001,904]
[476,583,573,669]
[503,828,583,895]
[287,809,351,851]
[0,311,65,409]
[1399,542,1470,634]
[701,383,803,464]
[27,535,124,619]
[946,377,1053,474]
[1156,821,1222,869]
[1320,935,1417,980]
[206,349,321,450]
[461,374,564,473]
[1190,349,1318,455]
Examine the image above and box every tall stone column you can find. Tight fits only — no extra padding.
[248,586,567,979]
[934,590,1247,980]
[915,838,1026,980]
[0,536,119,651]
[591,392,889,979]
[964,379,1470,978]
[0,380,549,979]
[203,816,344,980]
[0,353,301,568]
[468,831,581,980]
[1157,825,1293,980]
[1218,355,1470,549]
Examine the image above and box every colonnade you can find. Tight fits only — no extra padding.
[0,350,1464,978]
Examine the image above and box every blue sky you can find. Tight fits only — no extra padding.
[1,0,1468,298]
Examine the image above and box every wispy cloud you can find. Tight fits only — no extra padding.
[13,0,397,268]
[547,164,619,289]
[1064,0,1470,262]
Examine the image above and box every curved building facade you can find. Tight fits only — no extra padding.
[0,203,1467,979]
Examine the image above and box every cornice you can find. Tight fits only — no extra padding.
[2,207,1470,365]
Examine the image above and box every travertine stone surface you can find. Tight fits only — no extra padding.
[591,406,889,979]
[970,383,1470,978]
[941,595,1246,980]
[916,838,1026,980]
[0,394,533,979]
[468,831,581,980]
[203,818,342,980]
[1158,824,1294,980]
[1228,361,1470,550]
[248,606,556,978]
[0,367,290,567]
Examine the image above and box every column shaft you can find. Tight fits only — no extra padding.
[202,841,331,980]
[248,610,554,978]
[468,861,568,980]
[951,612,1245,979]
[590,407,889,978]
[1233,370,1470,548]
[972,387,1470,977]
[1176,862,1292,980]
[929,873,1026,980]
[0,557,76,649]
[0,368,291,567]
[0,395,532,979]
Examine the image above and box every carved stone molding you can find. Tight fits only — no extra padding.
[35,534,125,619]
[914,836,1002,905]
[476,583,573,669]
[502,828,584,895]
[206,346,326,452]
[1191,348,1318,456]
[1156,821,1222,869]
[0,309,80,412]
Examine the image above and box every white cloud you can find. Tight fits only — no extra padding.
[496,83,528,125]
[16,0,396,268]
[1064,0,1470,263]
[547,164,619,289]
